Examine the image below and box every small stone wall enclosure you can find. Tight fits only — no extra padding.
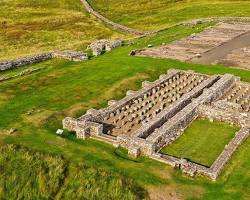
[63,69,250,180]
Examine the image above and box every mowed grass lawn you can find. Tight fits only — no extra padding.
[160,118,240,167]
[0,0,126,60]
[0,23,250,199]
[89,0,250,31]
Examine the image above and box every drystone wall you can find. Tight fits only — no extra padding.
[80,0,145,35]
[0,68,43,83]
[198,101,250,127]
[146,74,235,151]
[209,128,250,179]
[52,51,88,61]
[0,53,52,71]
[152,127,250,180]
[0,51,88,72]
[80,0,250,38]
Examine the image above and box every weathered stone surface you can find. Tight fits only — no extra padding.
[0,68,43,83]
[52,51,88,61]
[62,69,250,180]
[0,53,52,71]
[87,39,123,56]
[133,22,250,70]
[0,50,88,72]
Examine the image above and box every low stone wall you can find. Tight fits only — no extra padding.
[62,69,249,180]
[153,128,249,180]
[209,128,250,180]
[198,101,250,127]
[186,17,250,26]
[0,68,43,83]
[80,0,250,38]
[98,69,181,119]
[52,51,88,61]
[117,135,155,157]
[80,0,145,35]
[0,53,52,72]
[87,39,123,56]
[0,51,88,72]
[135,75,219,140]
[146,74,235,152]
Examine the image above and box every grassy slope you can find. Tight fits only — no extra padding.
[160,118,240,167]
[0,0,126,60]
[0,145,146,200]
[89,0,250,31]
[0,22,250,199]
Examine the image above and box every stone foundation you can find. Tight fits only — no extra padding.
[0,68,43,83]
[0,51,88,72]
[87,39,123,56]
[63,69,249,180]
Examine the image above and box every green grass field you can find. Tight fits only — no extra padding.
[0,0,126,60]
[0,22,250,199]
[1,1,250,199]
[89,0,250,31]
[0,144,146,200]
[160,118,240,167]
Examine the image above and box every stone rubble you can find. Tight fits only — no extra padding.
[0,68,43,83]
[52,51,88,61]
[87,39,123,56]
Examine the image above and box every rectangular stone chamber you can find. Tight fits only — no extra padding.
[63,68,250,180]
[102,71,208,137]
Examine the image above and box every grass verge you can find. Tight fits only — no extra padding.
[160,118,240,167]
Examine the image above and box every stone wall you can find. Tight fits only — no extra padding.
[97,69,181,120]
[0,68,43,83]
[0,53,52,71]
[80,0,146,35]
[0,51,88,72]
[52,51,88,61]
[87,39,123,56]
[208,128,250,180]
[153,128,250,180]
[62,69,249,180]
[135,75,219,140]
[198,101,250,127]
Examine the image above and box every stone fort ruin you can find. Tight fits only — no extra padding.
[133,22,250,70]
[63,69,250,180]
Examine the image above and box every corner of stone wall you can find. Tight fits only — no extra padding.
[62,117,78,131]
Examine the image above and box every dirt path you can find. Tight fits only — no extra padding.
[190,31,250,65]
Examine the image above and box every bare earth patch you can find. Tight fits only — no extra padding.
[147,186,182,200]
[21,109,54,127]
[147,184,204,200]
